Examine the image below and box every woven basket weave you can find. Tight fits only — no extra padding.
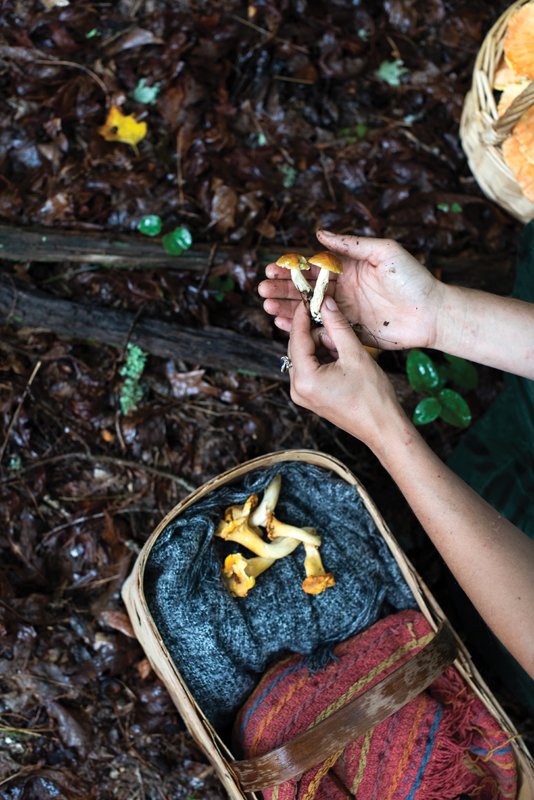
[460,0,534,223]
[122,450,534,799]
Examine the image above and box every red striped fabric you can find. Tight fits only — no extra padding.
[234,610,517,799]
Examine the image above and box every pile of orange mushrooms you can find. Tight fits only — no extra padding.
[494,4,534,202]
[216,474,335,598]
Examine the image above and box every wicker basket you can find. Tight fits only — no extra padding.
[122,450,534,799]
[460,0,534,223]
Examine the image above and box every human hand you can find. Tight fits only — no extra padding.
[287,296,409,454]
[259,231,445,351]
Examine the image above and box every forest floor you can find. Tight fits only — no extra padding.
[0,1,531,798]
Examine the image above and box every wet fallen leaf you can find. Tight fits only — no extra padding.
[98,105,147,148]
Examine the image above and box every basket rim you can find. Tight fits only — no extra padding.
[122,448,534,799]
[459,0,534,223]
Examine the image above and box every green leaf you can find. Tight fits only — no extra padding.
[412,397,441,426]
[236,368,259,377]
[8,454,22,472]
[119,344,147,415]
[132,78,160,105]
[436,363,449,390]
[438,388,472,428]
[137,214,162,237]
[376,59,407,87]
[450,202,463,213]
[443,353,478,391]
[279,164,297,188]
[86,28,100,39]
[406,349,440,392]
[162,226,193,255]
[436,202,450,212]
[208,275,235,302]
[120,343,147,380]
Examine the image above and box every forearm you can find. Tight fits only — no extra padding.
[368,413,534,677]
[433,285,534,378]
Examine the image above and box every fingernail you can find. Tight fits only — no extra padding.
[324,296,337,310]
[318,229,334,236]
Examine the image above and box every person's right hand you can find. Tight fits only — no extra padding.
[287,296,409,455]
[259,231,445,351]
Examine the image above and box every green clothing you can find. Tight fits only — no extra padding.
[447,220,534,712]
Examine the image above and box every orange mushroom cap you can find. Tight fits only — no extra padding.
[503,4,534,79]
[307,252,343,274]
[302,573,336,595]
[502,132,534,202]
[275,253,310,271]
[514,106,534,165]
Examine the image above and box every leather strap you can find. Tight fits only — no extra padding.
[231,624,457,793]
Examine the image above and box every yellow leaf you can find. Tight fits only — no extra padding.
[98,105,147,148]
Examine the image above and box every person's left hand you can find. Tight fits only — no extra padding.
[287,296,406,453]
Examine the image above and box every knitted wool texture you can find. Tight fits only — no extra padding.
[235,609,517,800]
[144,463,415,730]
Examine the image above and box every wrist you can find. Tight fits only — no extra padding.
[361,398,418,464]
[431,284,467,354]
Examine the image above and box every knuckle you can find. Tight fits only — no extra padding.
[291,374,311,400]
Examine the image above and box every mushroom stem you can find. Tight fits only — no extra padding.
[291,269,313,296]
[309,269,330,324]
[223,494,258,522]
[307,252,343,324]
[301,543,336,595]
[222,553,275,597]
[250,474,282,527]
[266,512,321,546]
[217,520,301,559]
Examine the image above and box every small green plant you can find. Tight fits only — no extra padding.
[131,78,161,105]
[208,275,235,302]
[406,349,478,429]
[376,59,407,87]
[137,215,162,237]
[436,202,463,214]
[338,123,368,144]
[119,343,147,415]
[279,164,297,189]
[162,225,193,256]
[8,454,22,472]
[137,216,193,257]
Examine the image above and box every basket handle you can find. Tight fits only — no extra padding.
[483,80,534,145]
[230,623,457,793]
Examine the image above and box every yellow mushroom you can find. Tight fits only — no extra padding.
[301,543,336,595]
[216,517,301,559]
[307,251,343,324]
[275,253,313,298]
[266,512,322,546]
[250,474,282,527]
[222,553,275,597]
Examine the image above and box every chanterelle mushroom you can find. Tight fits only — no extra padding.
[301,543,336,595]
[250,474,282,527]
[222,553,275,597]
[266,512,321,546]
[216,516,302,559]
[308,251,343,324]
[275,253,313,299]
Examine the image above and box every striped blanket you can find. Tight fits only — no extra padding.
[235,610,517,799]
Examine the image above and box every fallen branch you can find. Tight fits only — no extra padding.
[0,450,196,491]
[0,275,288,381]
[0,225,301,269]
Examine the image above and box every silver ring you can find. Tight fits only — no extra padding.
[280,355,293,373]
